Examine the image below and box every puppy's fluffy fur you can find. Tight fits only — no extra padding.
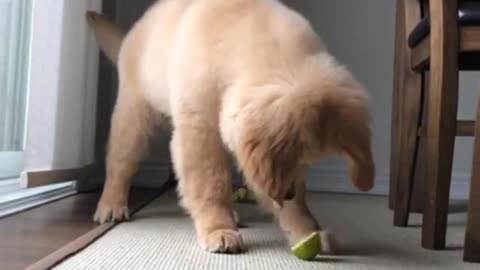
[87,0,374,254]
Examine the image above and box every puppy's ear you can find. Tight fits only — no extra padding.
[236,111,301,208]
[337,105,375,192]
[340,131,374,192]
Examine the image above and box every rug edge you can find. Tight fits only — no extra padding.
[25,180,176,270]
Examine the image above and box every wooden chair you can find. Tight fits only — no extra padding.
[467,97,480,261]
[390,0,480,262]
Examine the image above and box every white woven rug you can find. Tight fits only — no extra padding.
[55,191,477,270]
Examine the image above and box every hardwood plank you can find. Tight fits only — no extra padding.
[422,0,459,250]
[0,188,165,270]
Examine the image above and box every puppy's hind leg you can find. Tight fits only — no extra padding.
[94,84,154,224]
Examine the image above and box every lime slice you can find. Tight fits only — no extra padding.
[234,187,247,202]
[291,232,321,260]
[238,188,247,201]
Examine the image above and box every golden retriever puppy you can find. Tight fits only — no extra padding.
[87,0,374,254]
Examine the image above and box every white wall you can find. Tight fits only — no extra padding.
[286,0,478,199]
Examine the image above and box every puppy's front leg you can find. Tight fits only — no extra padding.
[171,117,244,253]
[257,177,336,255]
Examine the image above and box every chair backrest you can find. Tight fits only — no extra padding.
[403,0,423,38]
[417,0,463,16]
[398,0,459,70]
[403,0,459,39]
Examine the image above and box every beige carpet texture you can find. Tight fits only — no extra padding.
[55,191,477,270]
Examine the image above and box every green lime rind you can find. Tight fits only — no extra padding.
[233,188,247,202]
[291,232,321,260]
[234,188,257,203]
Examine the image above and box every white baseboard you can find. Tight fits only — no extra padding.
[306,168,471,200]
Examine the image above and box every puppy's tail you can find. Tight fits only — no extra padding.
[86,11,124,64]
[235,58,375,207]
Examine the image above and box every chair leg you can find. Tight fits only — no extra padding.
[390,0,424,216]
[389,0,405,210]
[409,73,431,214]
[393,70,423,227]
[464,180,480,262]
[464,101,480,262]
[421,0,459,250]
[388,4,405,210]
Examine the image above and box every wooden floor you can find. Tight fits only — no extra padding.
[0,188,164,270]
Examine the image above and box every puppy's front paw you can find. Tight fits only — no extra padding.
[319,230,337,255]
[200,229,245,254]
[93,199,129,224]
